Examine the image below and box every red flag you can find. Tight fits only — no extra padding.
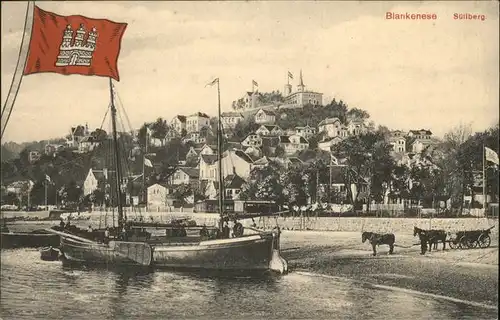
[23,6,127,81]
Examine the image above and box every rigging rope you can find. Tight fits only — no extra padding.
[1,2,35,139]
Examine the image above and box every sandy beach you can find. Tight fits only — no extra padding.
[279,231,498,307]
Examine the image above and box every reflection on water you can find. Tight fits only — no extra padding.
[1,249,497,320]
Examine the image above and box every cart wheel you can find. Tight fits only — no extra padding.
[467,239,478,249]
[458,236,468,249]
[449,240,457,249]
[478,234,491,248]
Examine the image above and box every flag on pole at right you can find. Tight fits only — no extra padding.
[288,71,294,79]
[206,78,219,87]
[252,80,258,87]
[485,147,499,165]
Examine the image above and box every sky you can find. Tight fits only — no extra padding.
[1,1,499,143]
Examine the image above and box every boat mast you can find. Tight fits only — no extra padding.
[217,79,224,226]
[1,1,34,139]
[109,78,124,229]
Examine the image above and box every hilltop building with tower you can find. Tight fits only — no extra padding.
[282,70,323,108]
[233,70,323,114]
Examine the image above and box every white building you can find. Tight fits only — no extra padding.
[147,183,168,209]
[221,112,244,129]
[186,112,210,133]
[170,115,187,134]
[254,108,276,124]
[283,70,323,107]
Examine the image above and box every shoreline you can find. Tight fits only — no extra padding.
[2,221,498,307]
[279,231,498,307]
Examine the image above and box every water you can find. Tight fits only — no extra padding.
[1,249,497,320]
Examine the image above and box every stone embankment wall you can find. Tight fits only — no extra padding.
[240,216,499,235]
[3,210,498,236]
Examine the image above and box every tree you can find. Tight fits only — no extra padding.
[332,131,394,206]
[274,145,285,158]
[347,107,370,120]
[151,117,169,146]
[2,192,19,205]
[90,128,108,142]
[230,118,260,141]
[185,152,199,167]
[325,98,348,123]
[232,98,246,110]
[173,183,193,206]
[239,160,288,208]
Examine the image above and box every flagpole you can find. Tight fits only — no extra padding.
[109,78,124,228]
[143,131,148,207]
[45,180,48,211]
[483,144,487,212]
[217,79,224,228]
[1,1,35,139]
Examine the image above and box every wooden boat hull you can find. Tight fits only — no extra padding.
[152,233,282,272]
[1,232,60,249]
[56,230,287,273]
[60,237,153,266]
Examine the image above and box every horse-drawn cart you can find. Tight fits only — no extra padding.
[448,226,494,249]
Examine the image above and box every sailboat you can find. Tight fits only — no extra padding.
[50,79,288,273]
[2,2,287,274]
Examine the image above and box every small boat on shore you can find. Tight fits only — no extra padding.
[40,246,60,261]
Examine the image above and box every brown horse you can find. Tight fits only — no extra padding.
[362,231,395,256]
[413,227,447,253]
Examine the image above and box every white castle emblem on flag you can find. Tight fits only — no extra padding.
[55,24,98,67]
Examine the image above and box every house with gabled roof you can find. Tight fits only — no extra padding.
[244,146,261,159]
[241,132,262,148]
[388,133,406,153]
[147,182,169,209]
[83,168,109,196]
[278,135,309,155]
[251,156,272,170]
[170,115,187,135]
[411,138,440,154]
[224,174,246,200]
[199,150,254,182]
[78,136,100,153]
[167,167,200,187]
[295,125,316,139]
[221,112,244,129]
[254,108,276,124]
[199,154,219,181]
[186,112,210,133]
[318,117,348,139]
[256,124,283,136]
[408,129,432,140]
[318,136,343,152]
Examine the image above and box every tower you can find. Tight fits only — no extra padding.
[74,24,86,47]
[297,69,305,92]
[61,25,73,48]
[284,84,292,96]
[86,27,97,50]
